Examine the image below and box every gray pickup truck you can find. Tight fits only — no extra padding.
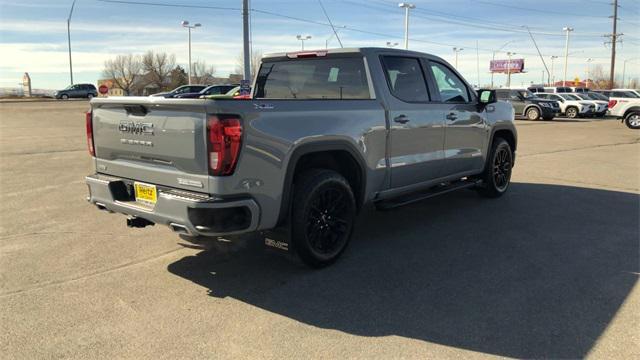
[85,47,517,267]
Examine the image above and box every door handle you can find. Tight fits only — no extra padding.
[393,115,410,124]
[446,112,458,121]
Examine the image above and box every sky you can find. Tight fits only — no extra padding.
[0,0,639,90]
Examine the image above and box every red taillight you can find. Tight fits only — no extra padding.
[207,115,242,176]
[85,111,95,156]
[608,99,617,109]
[233,94,251,100]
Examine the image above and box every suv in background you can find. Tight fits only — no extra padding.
[54,84,97,100]
[527,85,545,93]
[572,93,608,117]
[174,84,238,99]
[497,89,559,120]
[536,93,595,118]
[150,85,208,98]
[544,86,573,93]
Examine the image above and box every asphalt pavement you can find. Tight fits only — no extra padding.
[1,101,638,359]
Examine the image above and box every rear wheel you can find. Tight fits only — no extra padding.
[565,107,578,119]
[87,93,94,99]
[526,107,540,120]
[477,138,513,198]
[625,112,640,129]
[60,94,69,100]
[291,169,356,268]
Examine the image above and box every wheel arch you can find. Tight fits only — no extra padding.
[523,104,542,116]
[277,140,367,226]
[623,107,640,119]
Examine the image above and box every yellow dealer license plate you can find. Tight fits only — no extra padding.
[134,182,157,204]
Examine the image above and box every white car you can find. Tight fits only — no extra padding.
[536,93,595,118]
[572,93,608,117]
[607,96,640,129]
[611,89,640,98]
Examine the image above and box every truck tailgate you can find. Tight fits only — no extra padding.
[91,97,210,193]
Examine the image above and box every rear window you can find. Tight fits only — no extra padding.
[254,57,370,99]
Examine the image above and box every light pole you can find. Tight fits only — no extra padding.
[181,20,201,85]
[296,35,312,50]
[562,26,574,87]
[491,40,513,88]
[398,2,415,50]
[586,58,593,88]
[67,0,76,85]
[453,47,463,69]
[550,55,558,85]
[506,51,516,87]
[386,41,399,48]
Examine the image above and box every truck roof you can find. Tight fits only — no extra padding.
[262,47,447,63]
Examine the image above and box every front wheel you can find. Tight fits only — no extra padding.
[60,94,69,100]
[565,107,578,119]
[477,138,513,198]
[526,107,540,120]
[87,93,94,99]
[625,112,640,129]
[291,169,356,268]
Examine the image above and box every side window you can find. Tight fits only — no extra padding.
[495,90,509,100]
[429,61,470,103]
[509,90,521,101]
[381,56,429,102]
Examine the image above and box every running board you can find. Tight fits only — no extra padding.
[375,179,482,210]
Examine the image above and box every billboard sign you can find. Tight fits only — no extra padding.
[490,59,525,74]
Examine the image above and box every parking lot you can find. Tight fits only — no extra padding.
[0,100,638,358]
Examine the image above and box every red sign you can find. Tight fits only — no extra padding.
[490,59,525,74]
[98,84,109,95]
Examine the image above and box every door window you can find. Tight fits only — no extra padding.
[381,56,430,102]
[429,61,470,103]
[509,90,522,101]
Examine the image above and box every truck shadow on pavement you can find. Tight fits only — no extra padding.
[168,182,639,358]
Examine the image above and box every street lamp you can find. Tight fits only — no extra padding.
[491,40,514,88]
[182,20,201,85]
[386,41,399,48]
[453,47,464,69]
[398,2,415,50]
[296,34,312,50]
[586,58,593,88]
[506,51,516,87]
[562,26,574,87]
[67,0,77,85]
[550,55,559,86]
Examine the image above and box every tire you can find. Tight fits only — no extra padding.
[543,116,554,121]
[477,138,513,198]
[624,112,640,129]
[565,107,578,119]
[60,94,69,100]
[525,107,540,120]
[291,169,356,268]
[87,93,94,99]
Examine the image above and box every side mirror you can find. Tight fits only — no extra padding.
[477,89,496,105]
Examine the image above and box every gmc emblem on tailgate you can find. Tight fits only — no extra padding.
[118,121,154,135]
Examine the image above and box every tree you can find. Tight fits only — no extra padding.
[191,60,216,84]
[234,50,263,79]
[142,51,176,91]
[169,66,188,89]
[102,54,142,95]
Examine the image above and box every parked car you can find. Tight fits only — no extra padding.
[611,89,640,98]
[55,84,97,100]
[496,89,559,120]
[527,85,545,93]
[606,95,640,129]
[150,85,208,98]
[571,93,608,117]
[85,47,517,267]
[593,90,640,99]
[570,87,590,93]
[174,84,238,99]
[200,86,243,99]
[535,93,595,118]
[543,86,573,93]
[586,91,609,101]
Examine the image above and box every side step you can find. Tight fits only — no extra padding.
[375,179,482,210]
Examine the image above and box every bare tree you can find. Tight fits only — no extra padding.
[102,54,142,95]
[142,51,176,91]
[234,50,263,79]
[191,60,216,84]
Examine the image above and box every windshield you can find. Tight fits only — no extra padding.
[574,94,590,100]
[559,94,581,101]
[588,92,608,100]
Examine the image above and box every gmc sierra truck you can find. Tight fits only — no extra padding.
[85,47,517,267]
